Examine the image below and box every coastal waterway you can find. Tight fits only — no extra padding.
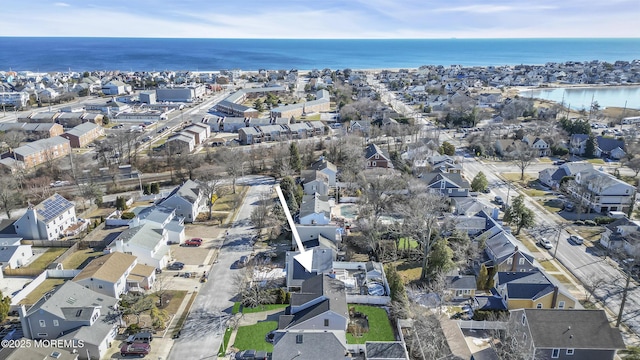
[519,85,640,110]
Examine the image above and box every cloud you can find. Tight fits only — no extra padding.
[433,4,557,14]
[54,2,70,7]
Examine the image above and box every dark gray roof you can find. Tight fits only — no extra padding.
[473,295,507,310]
[519,309,625,350]
[34,193,74,223]
[283,275,348,330]
[365,143,390,161]
[299,193,330,218]
[308,158,337,173]
[300,170,329,185]
[366,341,408,360]
[485,232,534,266]
[162,179,201,204]
[421,172,470,189]
[272,331,346,360]
[497,271,554,300]
[446,275,477,290]
[26,281,118,319]
[596,136,625,152]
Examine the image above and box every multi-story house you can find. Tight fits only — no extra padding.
[14,193,76,240]
[299,193,332,225]
[60,122,104,148]
[307,158,338,187]
[19,281,120,360]
[4,136,71,169]
[508,309,625,360]
[300,170,330,196]
[365,143,393,169]
[569,168,635,213]
[158,179,205,223]
[109,223,171,269]
[494,271,577,310]
[73,252,156,298]
[0,122,64,140]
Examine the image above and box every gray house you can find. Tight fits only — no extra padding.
[19,281,119,360]
[509,309,625,360]
[420,172,470,197]
[300,170,330,196]
[158,179,205,223]
[272,331,347,360]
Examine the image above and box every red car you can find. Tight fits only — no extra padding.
[183,238,203,247]
[120,343,150,357]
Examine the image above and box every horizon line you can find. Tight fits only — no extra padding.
[1,36,640,40]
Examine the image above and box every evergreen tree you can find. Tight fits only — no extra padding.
[504,195,535,234]
[585,134,597,158]
[150,182,160,194]
[428,239,455,277]
[289,143,302,173]
[471,171,489,192]
[0,291,10,322]
[477,264,490,290]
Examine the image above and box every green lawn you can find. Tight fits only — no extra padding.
[61,249,104,269]
[25,248,67,270]
[218,327,233,356]
[20,278,66,305]
[232,302,241,315]
[233,321,277,352]
[397,237,419,250]
[586,158,606,165]
[346,305,395,344]
[242,304,287,314]
[524,189,548,197]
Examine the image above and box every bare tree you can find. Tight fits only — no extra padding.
[395,185,448,281]
[1,130,25,150]
[152,273,175,308]
[625,156,640,177]
[583,276,607,303]
[250,193,273,230]
[0,178,21,219]
[234,259,278,309]
[404,308,451,360]
[196,171,222,220]
[489,314,543,360]
[512,142,537,180]
[218,148,246,194]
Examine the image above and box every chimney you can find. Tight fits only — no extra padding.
[511,246,519,272]
[551,286,559,308]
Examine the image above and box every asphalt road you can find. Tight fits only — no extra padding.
[167,175,275,360]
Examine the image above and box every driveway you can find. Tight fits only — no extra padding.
[168,175,275,360]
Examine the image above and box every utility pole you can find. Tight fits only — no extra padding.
[616,268,632,328]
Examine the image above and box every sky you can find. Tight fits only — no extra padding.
[1,0,639,39]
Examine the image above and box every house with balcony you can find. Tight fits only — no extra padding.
[14,193,76,240]
[507,309,625,360]
[568,168,635,213]
[19,281,120,360]
[73,252,155,298]
[523,136,550,157]
[238,126,263,145]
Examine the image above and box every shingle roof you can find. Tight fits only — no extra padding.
[299,193,331,218]
[26,281,118,318]
[365,143,390,161]
[308,158,337,173]
[497,271,554,300]
[112,223,164,251]
[63,122,100,137]
[73,252,136,283]
[366,341,408,360]
[162,179,201,205]
[272,331,346,360]
[446,275,477,290]
[421,172,470,189]
[520,309,625,350]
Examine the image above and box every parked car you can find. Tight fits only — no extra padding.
[120,343,150,357]
[237,256,249,268]
[538,238,553,249]
[564,202,575,212]
[568,234,584,245]
[183,238,203,247]
[167,262,185,270]
[126,332,153,344]
[494,196,504,205]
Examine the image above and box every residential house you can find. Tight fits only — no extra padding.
[299,193,332,225]
[109,223,171,269]
[286,122,314,139]
[14,193,76,240]
[420,172,470,197]
[538,162,593,189]
[308,158,338,187]
[508,309,625,360]
[445,275,477,300]
[60,122,104,148]
[166,133,196,154]
[494,139,526,158]
[259,124,288,142]
[0,238,32,269]
[183,123,210,145]
[569,168,635,213]
[349,120,372,134]
[300,170,330,196]
[272,331,347,360]
[133,205,186,245]
[101,80,131,95]
[494,271,577,310]
[523,137,550,157]
[480,230,537,273]
[20,112,61,124]
[278,274,349,334]
[427,155,462,174]
[19,281,120,360]
[238,126,263,145]
[3,136,71,169]
[0,122,64,140]
[365,342,410,360]
[452,198,499,219]
[73,252,155,298]
[159,179,205,223]
[569,134,626,159]
[56,112,104,128]
[0,343,79,360]
[599,217,640,253]
[0,91,30,108]
[365,143,393,169]
[285,245,336,290]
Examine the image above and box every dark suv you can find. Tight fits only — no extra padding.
[120,343,150,357]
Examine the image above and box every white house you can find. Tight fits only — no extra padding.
[299,194,332,225]
[109,223,171,269]
[307,158,338,187]
[183,123,211,145]
[73,252,140,298]
[14,194,76,240]
[133,205,186,245]
[569,168,635,213]
[0,238,32,269]
[300,170,330,196]
[101,80,131,95]
[159,179,205,223]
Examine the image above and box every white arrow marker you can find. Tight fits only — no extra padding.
[274,184,313,272]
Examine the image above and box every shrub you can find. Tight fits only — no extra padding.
[584,220,597,226]
[126,324,141,334]
[121,212,135,220]
[574,220,585,225]
[594,217,616,225]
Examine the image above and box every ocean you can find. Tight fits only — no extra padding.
[0,38,639,72]
[520,86,640,110]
